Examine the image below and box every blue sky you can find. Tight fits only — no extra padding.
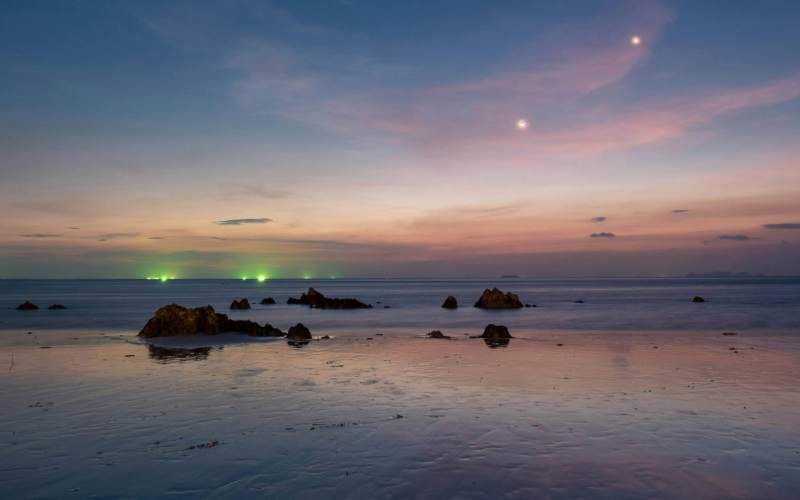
[1,0,799,278]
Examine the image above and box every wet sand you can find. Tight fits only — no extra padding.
[1,330,799,498]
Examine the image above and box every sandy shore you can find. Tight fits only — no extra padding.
[1,330,799,498]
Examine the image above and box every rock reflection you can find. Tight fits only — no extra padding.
[287,340,310,348]
[147,344,215,362]
[483,338,510,348]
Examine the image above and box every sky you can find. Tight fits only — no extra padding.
[1,0,800,278]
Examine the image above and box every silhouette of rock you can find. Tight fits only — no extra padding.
[139,304,228,338]
[16,301,38,310]
[473,288,523,309]
[287,323,312,340]
[441,296,458,308]
[230,298,251,309]
[575,300,584,303]
[286,288,372,309]
[48,304,66,309]
[692,296,706,303]
[138,304,282,338]
[259,297,276,305]
[427,330,451,339]
[228,319,284,337]
[480,324,513,338]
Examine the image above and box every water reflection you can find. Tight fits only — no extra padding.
[483,338,510,348]
[287,340,310,348]
[147,344,216,362]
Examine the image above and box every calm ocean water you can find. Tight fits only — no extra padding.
[1,278,799,334]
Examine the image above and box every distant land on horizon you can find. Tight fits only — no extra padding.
[684,271,766,278]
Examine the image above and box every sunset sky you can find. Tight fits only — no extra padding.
[2,0,800,278]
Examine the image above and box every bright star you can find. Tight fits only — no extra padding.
[631,36,641,45]
[517,119,527,130]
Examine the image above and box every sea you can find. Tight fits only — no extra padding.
[1,277,799,335]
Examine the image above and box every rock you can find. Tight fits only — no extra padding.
[230,298,251,310]
[320,335,331,340]
[139,304,228,338]
[441,296,458,308]
[259,298,276,305]
[287,323,312,340]
[48,304,66,309]
[228,320,284,337]
[16,301,38,310]
[480,324,513,338]
[138,304,282,338]
[287,288,372,309]
[473,288,523,309]
[575,300,584,303]
[427,330,451,339]
[723,332,738,336]
[692,296,706,303]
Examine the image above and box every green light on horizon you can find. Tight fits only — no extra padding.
[258,276,266,282]
[161,276,167,282]
[243,277,247,281]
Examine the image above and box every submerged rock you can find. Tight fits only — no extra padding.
[287,323,312,340]
[692,296,706,303]
[16,301,38,310]
[259,297,276,305]
[48,304,66,309]
[473,288,523,309]
[427,330,451,339]
[480,324,513,339]
[287,288,372,309]
[441,296,458,308]
[138,304,282,338]
[230,298,251,310]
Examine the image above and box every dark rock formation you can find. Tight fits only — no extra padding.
[228,319,284,337]
[230,298,251,310]
[427,330,451,339]
[692,296,706,303]
[723,332,737,336]
[48,304,66,309]
[574,300,584,303]
[16,301,38,310]
[480,324,513,339]
[287,288,372,309]
[287,340,309,348]
[473,288,523,309]
[441,296,458,308]
[138,304,283,338]
[259,297,276,305]
[287,323,312,340]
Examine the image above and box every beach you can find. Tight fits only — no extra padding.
[1,279,799,498]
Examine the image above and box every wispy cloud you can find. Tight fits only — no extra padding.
[718,235,753,241]
[212,237,228,241]
[590,217,606,222]
[763,223,800,229]
[98,232,140,239]
[214,218,273,226]
[68,227,79,230]
[21,234,61,238]
[671,210,690,213]
[148,237,164,240]
[590,232,616,238]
